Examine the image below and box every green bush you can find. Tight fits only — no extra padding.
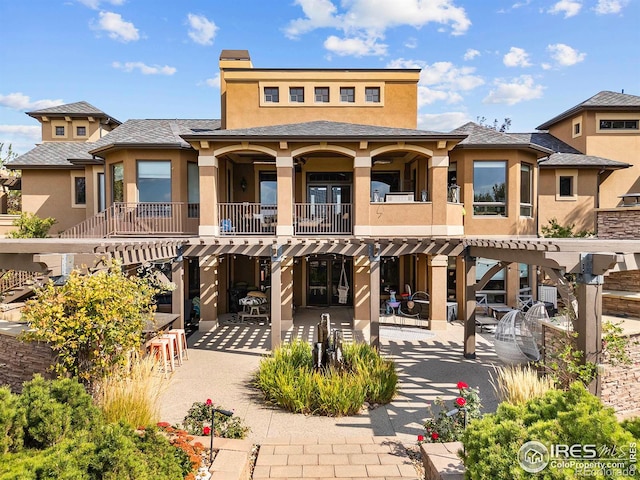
[0,387,20,454]
[255,340,398,416]
[461,383,637,479]
[181,400,250,438]
[6,212,56,238]
[621,417,640,439]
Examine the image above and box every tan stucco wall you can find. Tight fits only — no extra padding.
[40,117,115,143]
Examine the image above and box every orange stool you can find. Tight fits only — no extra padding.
[168,328,189,362]
[148,337,174,378]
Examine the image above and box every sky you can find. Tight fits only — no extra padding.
[1,0,639,155]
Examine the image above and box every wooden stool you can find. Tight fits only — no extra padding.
[168,328,188,362]
[148,337,174,378]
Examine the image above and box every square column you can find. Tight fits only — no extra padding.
[281,256,294,331]
[353,156,371,237]
[198,255,219,331]
[198,155,219,236]
[270,252,282,350]
[276,156,294,236]
[427,254,448,330]
[464,255,477,359]
[171,258,185,329]
[576,278,603,395]
[369,253,380,349]
[429,155,449,225]
[353,255,371,337]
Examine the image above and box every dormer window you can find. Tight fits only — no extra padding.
[340,87,355,103]
[55,126,65,136]
[264,87,279,103]
[599,120,638,130]
[77,126,87,136]
[365,87,380,103]
[289,87,304,103]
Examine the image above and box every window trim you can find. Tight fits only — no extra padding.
[572,116,582,138]
[55,125,65,137]
[340,87,355,103]
[314,87,330,103]
[289,87,304,103]
[264,86,280,103]
[365,86,380,103]
[70,171,87,208]
[555,169,578,201]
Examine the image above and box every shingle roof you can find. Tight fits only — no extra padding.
[449,122,552,154]
[180,120,459,140]
[538,153,630,169]
[6,142,96,169]
[27,101,121,125]
[510,132,581,154]
[89,119,221,154]
[537,91,640,130]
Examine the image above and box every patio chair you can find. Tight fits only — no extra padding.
[516,294,534,312]
[493,309,540,365]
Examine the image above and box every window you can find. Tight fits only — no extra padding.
[74,176,86,205]
[365,87,380,103]
[340,87,355,103]
[519,263,530,292]
[112,163,124,202]
[76,126,87,136]
[259,171,277,205]
[476,258,505,304]
[97,172,105,212]
[289,87,304,103]
[520,163,532,216]
[473,161,507,216]
[137,161,171,202]
[573,123,580,135]
[264,87,279,103]
[315,87,329,103]
[371,171,400,202]
[559,176,573,197]
[599,119,639,130]
[187,162,199,218]
[55,126,65,136]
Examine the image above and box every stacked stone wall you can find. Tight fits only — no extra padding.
[0,332,55,393]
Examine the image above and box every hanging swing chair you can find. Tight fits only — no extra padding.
[494,309,541,365]
[337,259,349,304]
[523,301,549,348]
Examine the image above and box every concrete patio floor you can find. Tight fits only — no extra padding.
[159,307,501,446]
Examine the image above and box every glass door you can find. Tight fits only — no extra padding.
[308,259,328,305]
[330,257,352,305]
[307,256,352,306]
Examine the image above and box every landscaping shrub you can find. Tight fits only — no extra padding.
[255,340,398,416]
[182,399,250,439]
[461,383,637,479]
[423,381,482,443]
[0,387,20,454]
[490,364,555,404]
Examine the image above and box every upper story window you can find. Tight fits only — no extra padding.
[289,87,304,103]
[340,87,355,103]
[137,160,171,202]
[72,175,86,206]
[187,162,199,218]
[574,123,580,135]
[76,126,87,136]
[315,87,329,103]
[520,163,532,217]
[264,87,279,103]
[55,126,65,136]
[365,87,380,103]
[112,163,124,202]
[473,161,507,216]
[599,120,639,130]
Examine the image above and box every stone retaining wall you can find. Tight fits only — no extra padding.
[597,208,640,239]
[0,330,55,393]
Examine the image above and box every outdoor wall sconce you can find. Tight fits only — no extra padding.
[240,177,247,192]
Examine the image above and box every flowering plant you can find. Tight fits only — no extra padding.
[422,381,482,443]
[181,398,250,439]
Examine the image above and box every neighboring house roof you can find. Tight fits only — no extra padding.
[89,119,221,154]
[510,132,581,154]
[180,120,464,141]
[449,122,553,154]
[536,91,640,130]
[6,142,97,169]
[27,101,122,125]
[538,153,630,169]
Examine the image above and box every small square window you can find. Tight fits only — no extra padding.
[289,87,304,103]
[365,87,380,103]
[74,176,86,205]
[315,87,329,103]
[559,176,573,197]
[574,123,580,135]
[76,126,87,136]
[264,87,279,103]
[55,126,65,136]
[340,87,355,103]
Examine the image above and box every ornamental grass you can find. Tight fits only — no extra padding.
[489,364,555,405]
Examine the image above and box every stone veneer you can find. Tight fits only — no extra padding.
[597,207,640,239]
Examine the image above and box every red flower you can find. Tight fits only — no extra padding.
[206,399,212,406]
[431,432,439,440]
[203,426,211,436]
[455,397,467,407]
[457,381,469,389]
[417,435,425,442]
[156,421,170,428]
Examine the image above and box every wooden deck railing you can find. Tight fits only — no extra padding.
[218,203,277,235]
[0,270,39,296]
[294,203,352,235]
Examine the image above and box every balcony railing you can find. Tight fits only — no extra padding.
[218,203,277,235]
[294,203,352,235]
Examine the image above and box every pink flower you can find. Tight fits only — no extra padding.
[431,432,439,440]
[206,399,212,406]
[203,426,211,435]
[417,435,425,442]
[457,381,469,390]
[455,397,467,407]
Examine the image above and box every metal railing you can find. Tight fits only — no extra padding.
[218,203,277,235]
[61,202,198,238]
[0,270,39,296]
[294,203,352,235]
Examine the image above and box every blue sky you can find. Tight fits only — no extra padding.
[1,0,638,154]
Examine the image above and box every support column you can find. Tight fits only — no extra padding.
[427,254,448,330]
[353,156,371,237]
[429,155,449,227]
[270,249,282,350]
[506,262,520,307]
[198,155,219,236]
[281,255,294,331]
[171,257,185,329]
[198,255,219,331]
[416,253,428,293]
[276,156,294,236]
[369,248,380,349]
[353,255,370,337]
[464,255,477,359]
[455,255,465,320]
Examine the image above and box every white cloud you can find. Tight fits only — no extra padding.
[594,0,628,14]
[0,125,42,155]
[0,93,64,111]
[77,0,125,9]
[187,13,217,46]
[204,74,220,89]
[286,0,471,57]
[483,75,544,105]
[503,47,531,67]
[547,0,582,18]
[463,48,480,60]
[94,11,139,42]
[112,61,176,75]
[418,112,471,131]
[541,63,552,70]
[404,37,418,49]
[547,43,586,66]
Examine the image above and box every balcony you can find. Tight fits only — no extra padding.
[218,203,277,236]
[294,203,352,235]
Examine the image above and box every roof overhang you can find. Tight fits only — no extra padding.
[89,142,194,155]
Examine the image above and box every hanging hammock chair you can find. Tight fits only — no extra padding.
[494,309,541,365]
[337,259,349,304]
[523,301,549,348]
